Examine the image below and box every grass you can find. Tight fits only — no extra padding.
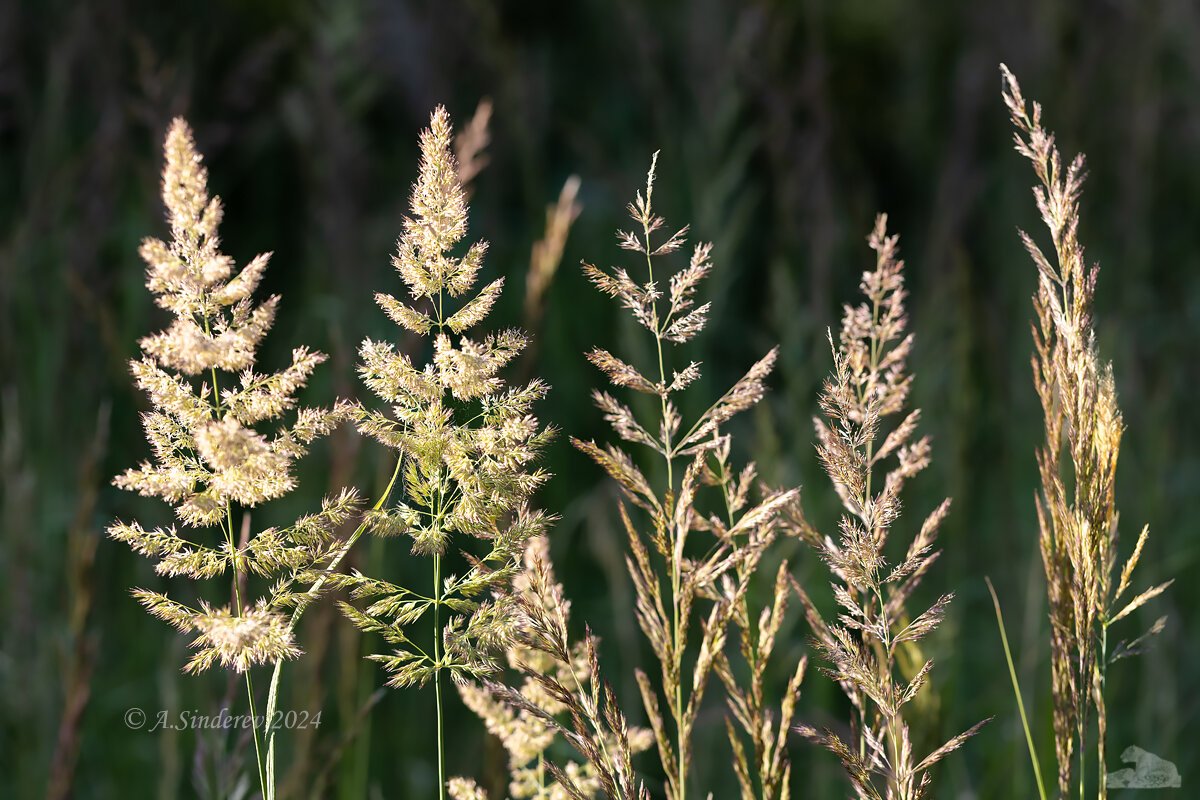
[569,151,798,800]
[1001,64,1172,800]
[4,5,1192,797]
[327,105,554,800]
[112,73,1168,799]
[789,213,989,799]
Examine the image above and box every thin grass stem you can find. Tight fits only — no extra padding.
[985,577,1047,800]
[435,546,446,800]
[263,456,404,800]
[643,212,686,800]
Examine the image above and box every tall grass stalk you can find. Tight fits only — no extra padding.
[1001,64,1172,800]
[109,118,361,799]
[572,154,796,800]
[984,576,1047,800]
[791,215,988,800]
[330,106,554,800]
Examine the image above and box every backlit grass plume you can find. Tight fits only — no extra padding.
[572,154,797,800]
[332,106,554,799]
[108,118,358,798]
[109,118,355,673]
[1002,65,1172,800]
[791,215,987,800]
[450,535,653,800]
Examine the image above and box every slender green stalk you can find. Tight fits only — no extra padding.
[263,457,403,800]
[986,577,1047,800]
[1098,622,1108,799]
[435,548,446,800]
[334,105,553,800]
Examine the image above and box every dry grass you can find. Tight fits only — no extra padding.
[1002,64,1172,800]
[452,535,654,800]
[571,154,799,800]
[788,215,989,800]
[101,65,1175,800]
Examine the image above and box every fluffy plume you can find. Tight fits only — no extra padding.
[109,118,357,675]
[335,106,555,695]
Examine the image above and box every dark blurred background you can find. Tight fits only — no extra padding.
[2,0,1197,797]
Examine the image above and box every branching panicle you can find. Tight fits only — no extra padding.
[1003,64,1171,800]
[793,215,987,800]
[110,117,371,800]
[572,156,798,800]
[335,107,554,799]
[109,118,356,675]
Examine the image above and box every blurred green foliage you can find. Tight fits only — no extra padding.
[2,0,1196,797]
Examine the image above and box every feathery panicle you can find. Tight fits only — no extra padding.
[453,536,653,800]
[792,215,987,800]
[109,118,356,675]
[572,156,797,800]
[1003,64,1171,800]
[109,117,367,800]
[336,106,553,709]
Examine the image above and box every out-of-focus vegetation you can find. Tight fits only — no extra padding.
[2,0,1196,797]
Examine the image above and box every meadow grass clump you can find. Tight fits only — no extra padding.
[329,106,554,799]
[572,153,799,800]
[108,118,361,798]
[1001,64,1172,800]
[790,214,988,800]
[98,63,1182,800]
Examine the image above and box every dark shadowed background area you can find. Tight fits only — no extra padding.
[2,0,1197,797]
